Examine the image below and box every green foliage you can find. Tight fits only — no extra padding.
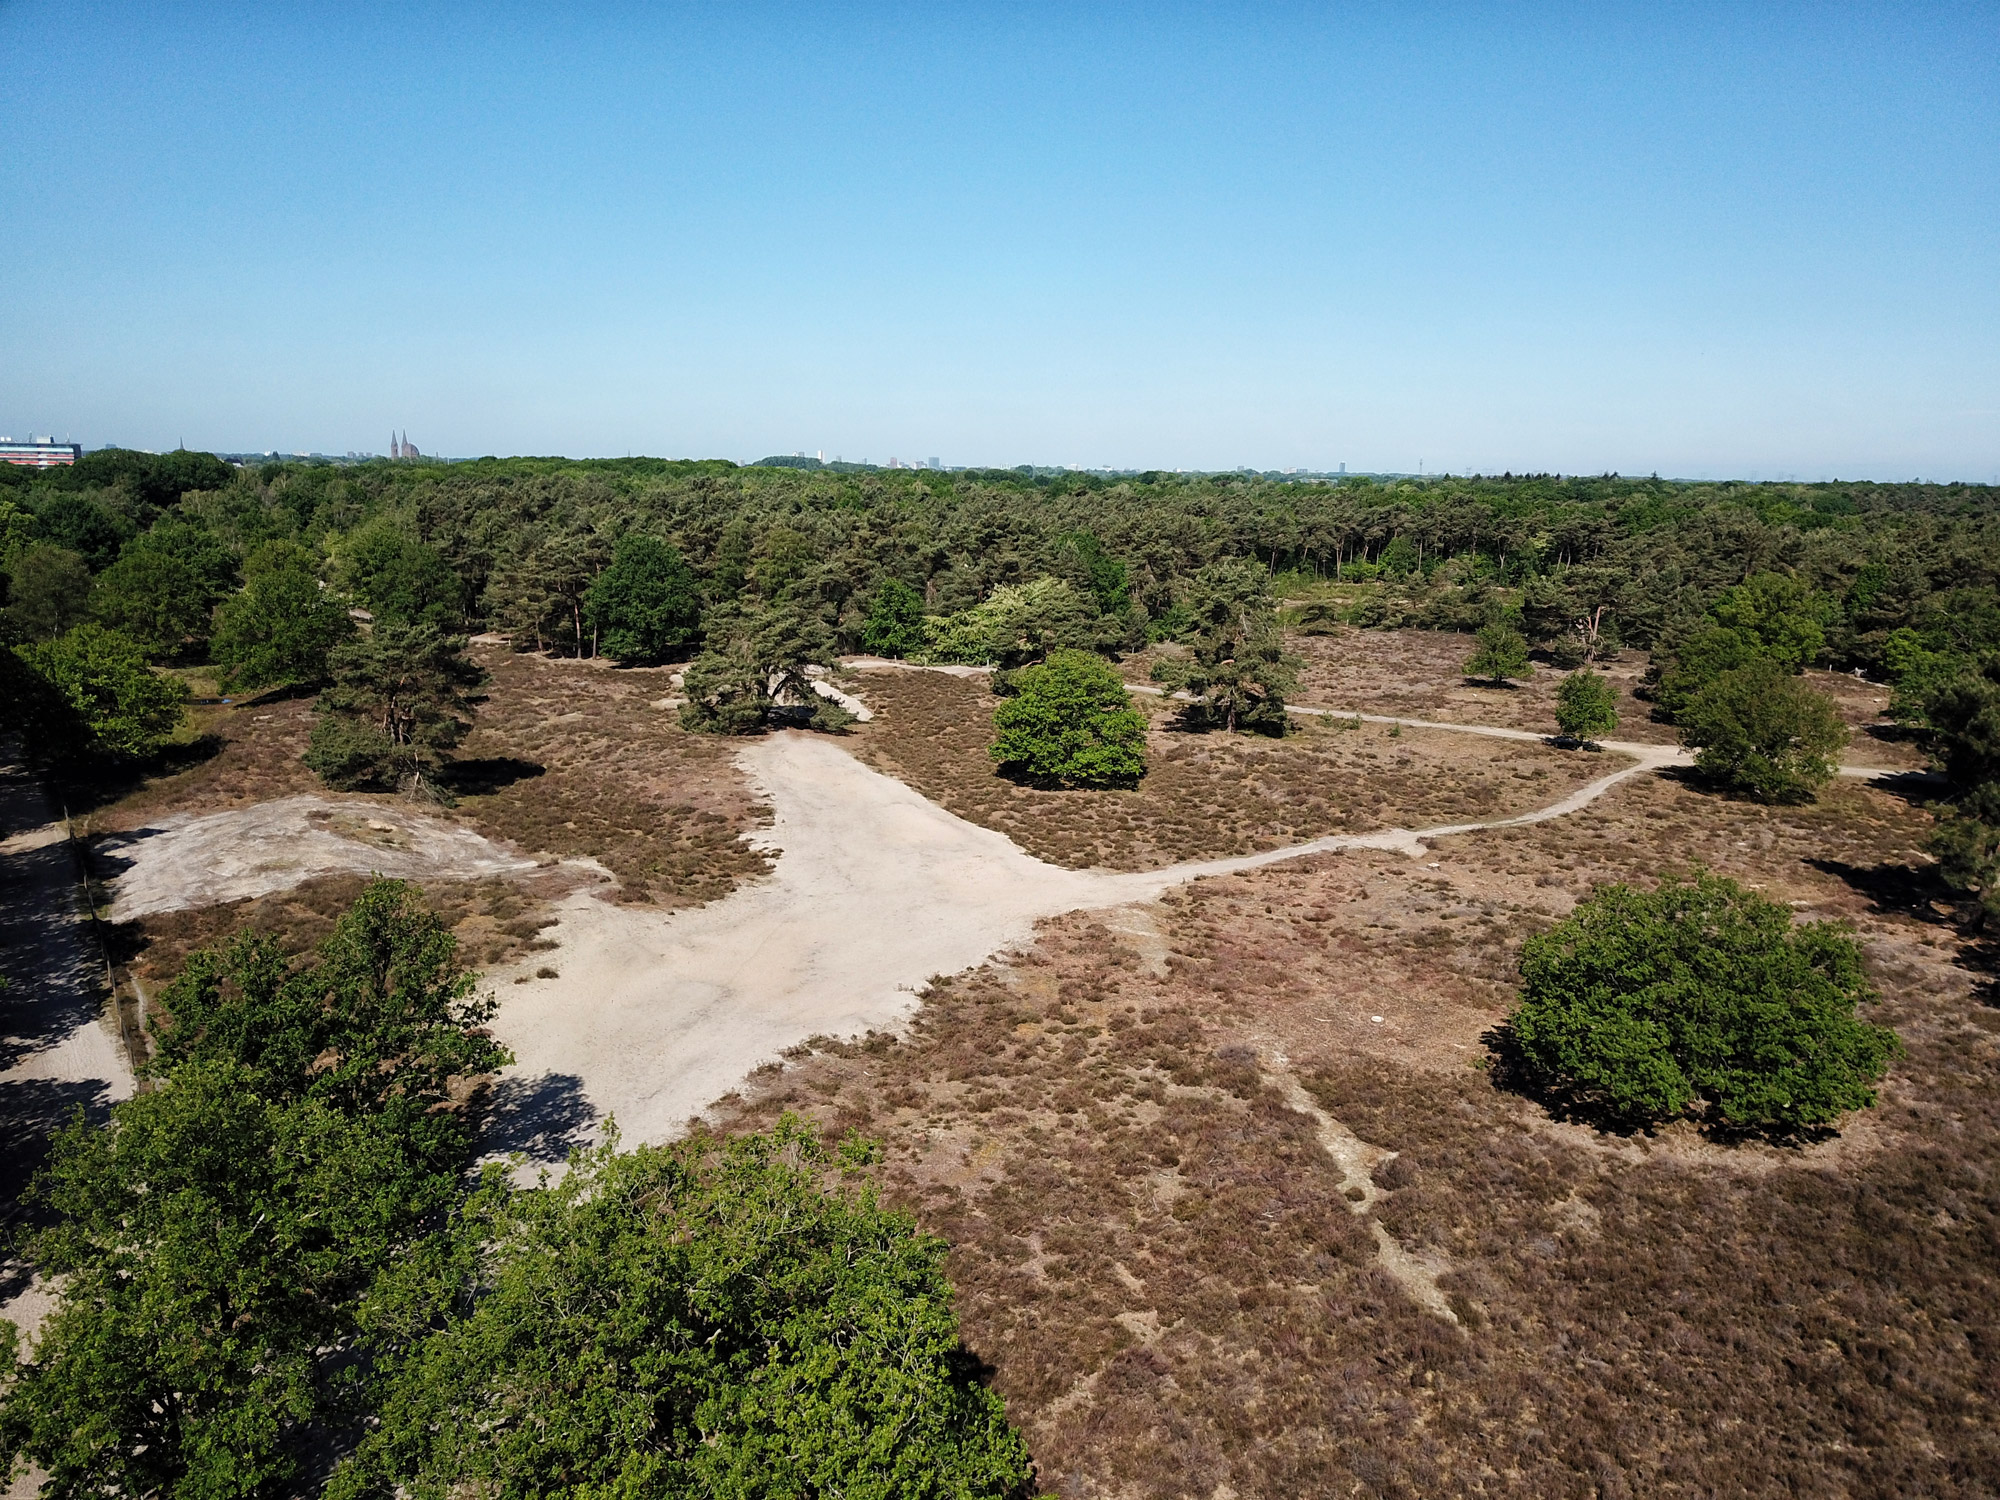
[0,881,509,1500]
[61,447,235,509]
[584,533,702,664]
[1149,559,1296,734]
[680,601,847,734]
[1648,572,1828,719]
[88,549,213,658]
[333,517,461,628]
[29,492,131,571]
[1923,660,2000,926]
[1058,530,1130,612]
[3,545,92,641]
[1554,668,1619,743]
[1508,871,1899,1131]
[1924,659,2000,792]
[921,577,1100,669]
[1678,658,1848,802]
[1707,571,1828,671]
[989,649,1148,788]
[305,624,487,794]
[1464,621,1530,684]
[12,623,190,758]
[862,577,927,658]
[212,541,356,689]
[331,1117,1035,1500]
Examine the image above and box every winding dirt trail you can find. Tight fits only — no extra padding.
[486,724,1700,1149]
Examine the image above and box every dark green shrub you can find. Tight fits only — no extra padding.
[1508,870,1898,1131]
[1678,658,1847,802]
[990,649,1148,787]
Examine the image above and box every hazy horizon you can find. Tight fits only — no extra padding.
[4,2,1995,482]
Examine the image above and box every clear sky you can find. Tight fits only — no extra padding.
[3,2,1995,478]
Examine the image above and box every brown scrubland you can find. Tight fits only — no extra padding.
[81,629,1996,1497]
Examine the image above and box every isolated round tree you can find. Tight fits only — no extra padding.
[990,649,1148,787]
[1554,668,1619,744]
[1464,622,1530,685]
[1507,871,1898,1131]
[1678,658,1847,802]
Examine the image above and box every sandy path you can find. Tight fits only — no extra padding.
[486,728,1691,1152]
[0,751,135,1384]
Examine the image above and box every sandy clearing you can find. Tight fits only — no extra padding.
[1,752,134,1376]
[486,727,1689,1152]
[103,794,543,921]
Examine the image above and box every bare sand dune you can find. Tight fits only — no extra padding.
[486,731,1673,1151]
[104,794,541,921]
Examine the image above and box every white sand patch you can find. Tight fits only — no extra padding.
[105,795,540,921]
[486,728,1675,1152]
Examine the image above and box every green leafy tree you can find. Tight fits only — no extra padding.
[862,577,927,658]
[211,541,356,689]
[0,882,509,1500]
[88,549,212,658]
[1149,559,1295,734]
[4,545,92,641]
[1554,668,1619,744]
[1678,658,1848,802]
[305,624,487,795]
[680,601,848,734]
[334,518,461,629]
[922,577,1101,669]
[1648,572,1829,719]
[329,1117,1035,1500]
[990,648,1148,787]
[583,534,702,665]
[12,624,190,758]
[1464,621,1531,685]
[29,492,131,571]
[1507,871,1899,1131]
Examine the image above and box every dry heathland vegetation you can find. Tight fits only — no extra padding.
[69,628,1995,1496]
[715,682,1996,1496]
[847,666,1609,870]
[90,644,774,996]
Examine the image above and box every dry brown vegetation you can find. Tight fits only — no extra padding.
[116,871,575,1000]
[715,760,1999,1497]
[90,646,775,996]
[848,668,1610,870]
[1282,627,1927,770]
[448,646,769,908]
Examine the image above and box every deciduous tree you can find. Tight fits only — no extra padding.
[990,648,1148,787]
[583,534,702,665]
[329,1118,1035,1500]
[1507,871,1898,1131]
[1554,668,1619,745]
[1678,658,1847,802]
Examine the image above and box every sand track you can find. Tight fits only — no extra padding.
[487,729,1688,1149]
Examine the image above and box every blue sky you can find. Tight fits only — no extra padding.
[3,2,1995,478]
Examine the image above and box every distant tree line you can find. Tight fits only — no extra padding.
[2,448,1997,906]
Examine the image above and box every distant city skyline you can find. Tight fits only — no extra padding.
[2,2,1994,481]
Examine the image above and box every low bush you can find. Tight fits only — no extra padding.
[1506,869,1899,1131]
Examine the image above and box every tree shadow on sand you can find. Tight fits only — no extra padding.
[478,1071,599,1164]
